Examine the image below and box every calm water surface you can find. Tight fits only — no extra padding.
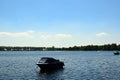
[0,51,120,80]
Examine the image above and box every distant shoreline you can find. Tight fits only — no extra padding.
[0,43,120,51]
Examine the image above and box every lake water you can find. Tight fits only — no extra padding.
[0,51,120,80]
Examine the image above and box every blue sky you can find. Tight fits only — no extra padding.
[0,0,120,47]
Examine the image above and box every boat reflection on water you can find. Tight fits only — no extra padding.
[39,68,64,74]
[36,57,64,73]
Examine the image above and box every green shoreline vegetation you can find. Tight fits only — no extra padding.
[0,43,120,51]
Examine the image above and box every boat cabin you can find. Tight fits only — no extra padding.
[39,57,59,63]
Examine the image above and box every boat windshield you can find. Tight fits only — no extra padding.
[39,58,47,63]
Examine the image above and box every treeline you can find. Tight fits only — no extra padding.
[0,46,45,51]
[66,43,120,51]
[0,43,120,51]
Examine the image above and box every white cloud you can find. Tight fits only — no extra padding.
[96,32,109,37]
[0,30,72,39]
[0,30,34,38]
[40,35,52,39]
[40,34,72,39]
[55,34,72,38]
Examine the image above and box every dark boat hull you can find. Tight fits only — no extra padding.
[114,52,119,55]
[37,62,64,71]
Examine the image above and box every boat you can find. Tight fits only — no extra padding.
[36,57,64,71]
[114,51,119,55]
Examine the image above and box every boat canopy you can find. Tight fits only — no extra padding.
[39,57,57,63]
